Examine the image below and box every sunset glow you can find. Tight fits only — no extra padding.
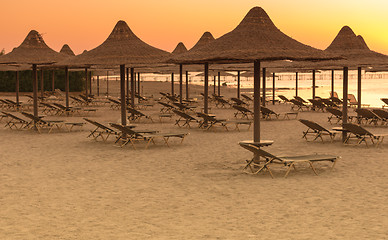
[1,0,387,55]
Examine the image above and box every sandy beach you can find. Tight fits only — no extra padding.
[1,81,388,239]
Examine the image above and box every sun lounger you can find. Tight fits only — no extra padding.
[110,123,188,149]
[213,96,230,108]
[321,98,339,108]
[232,105,253,119]
[372,109,388,125]
[239,142,339,178]
[308,99,326,112]
[326,107,344,124]
[342,123,388,146]
[230,97,248,106]
[355,108,381,125]
[21,112,64,133]
[83,118,119,142]
[2,111,31,130]
[108,97,121,110]
[294,96,308,103]
[278,95,291,104]
[261,106,298,120]
[172,109,199,128]
[290,99,309,111]
[40,102,61,115]
[172,101,196,112]
[158,101,175,113]
[381,98,388,108]
[241,94,253,102]
[196,112,228,131]
[127,107,153,122]
[299,119,337,142]
[348,94,370,108]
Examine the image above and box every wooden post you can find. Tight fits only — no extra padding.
[16,71,19,106]
[131,68,135,108]
[32,64,38,119]
[331,70,335,98]
[51,70,55,93]
[137,72,141,96]
[272,72,275,105]
[40,69,44,98]
[213,75,216,94]
[84,68,88,97]
[262,68,266,106]
[126,68,129,104]
[97,75,100,96]
[312,70,316,99]
[204,63,209,114]
[65,67,69,109]
[120,64,127,129]
[237,70,240,99]
[217,71,221,96]
[171,72,174,96]
[357,67,362,110]
[295,72,298,97]
[185,71,189,100]
[106,71,109,96]
[254,60,261,142]
[179,64,183,103]
[342,67,349,143]
[89,71,92,95]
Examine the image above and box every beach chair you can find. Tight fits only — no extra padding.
[213,96,230,108]
[241,94,253,102]
[158,101,175,113]
[196,112,228,131]
[232,105,253,119]
[261,106,298,120]
[2,111,31,130]
[308,99,326,112]
[330,96,343,105]
[372,109,388,125]
[299,119,337,142]
[110,123,188,149]
[83,118,119,142]
[278,95,291,104]
[172,101,196,112]
[355,108,381,125]
[230,97,248,106]
[326,107,343,124]
[342,123,388,146]
[21,112,64,133]
[348,94,370,108]
[239,142,339,178]
[321,98,339,108]
[172,109,199,128]
[108,97,121,110]
[330,91,339,99]
[127,107,153,122]
[294,96,308,103]
[290,99,309,111]
[381,98,388,108]
[40,102,61,115]
[53,103,81,115]
[70,96,88,106]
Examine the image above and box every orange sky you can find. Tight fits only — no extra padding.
[1,0,387,55]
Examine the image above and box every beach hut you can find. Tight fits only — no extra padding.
[57,20,170,127]
[171,6,337,144]
[0,30,68,120]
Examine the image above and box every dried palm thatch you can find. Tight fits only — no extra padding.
[172,42,188,55]
[57,20,171,67]
[59,44,76,56]
[170,7,338,64]
[0,30,68,65]
[189,32,215,51]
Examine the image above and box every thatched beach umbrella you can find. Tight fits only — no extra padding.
[171,6,337,144]
[0,30,68,120]
[57,20,170,127]
[172,42,188,55]
[172,42,188,103]
[60,44,76,56]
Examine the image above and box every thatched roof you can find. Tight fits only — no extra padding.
[0,30,68,65]
[324,26,388,66]
[170,7,337,64]
[57,20,171,67]
[172,42,188,55]
[60,44,75,56]
[189,32,215,51]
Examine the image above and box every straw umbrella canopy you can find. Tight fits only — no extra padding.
[57,20,170,127]
[172,42,188,55]
[59,44,76,56]
[189,32,215,51]
[0,30,68,119]
[170,6,338,143]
